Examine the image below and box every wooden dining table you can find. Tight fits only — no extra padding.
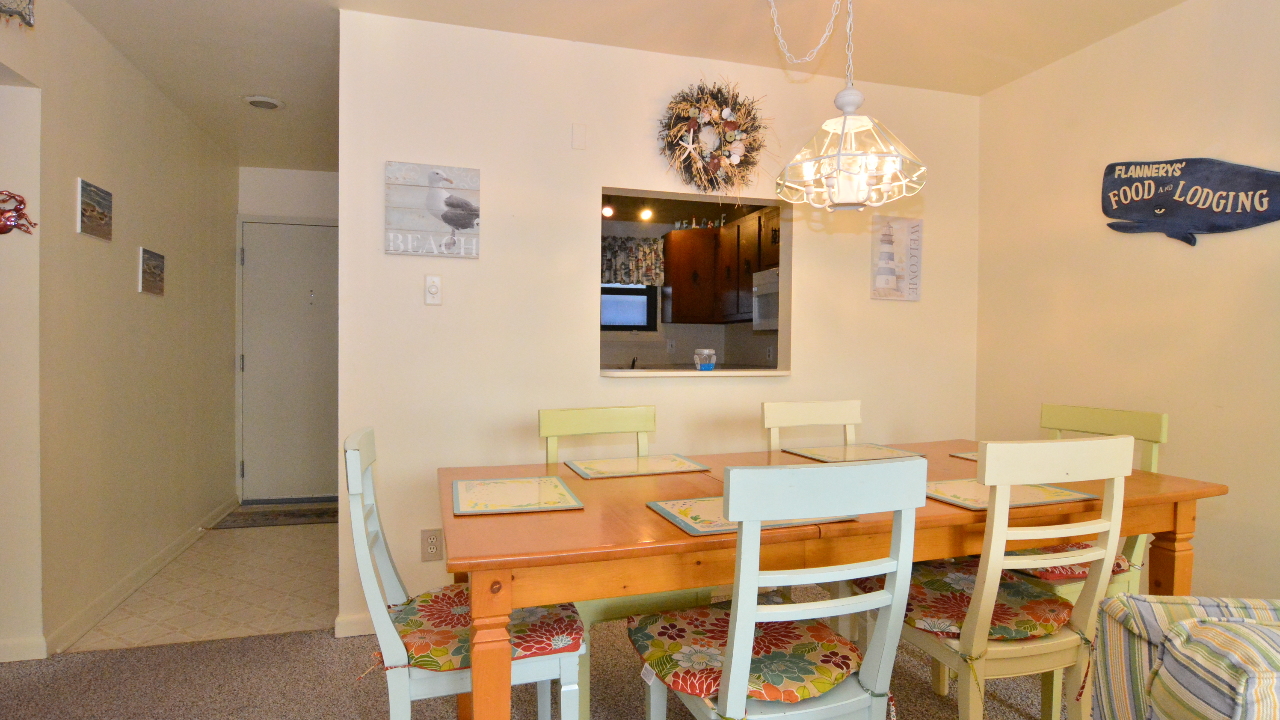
[438,439,1228,720]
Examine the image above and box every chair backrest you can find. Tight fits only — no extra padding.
[538,405,655,464]
[1040,404,1167,472]
[959,436,1134,661]
[344,428,411,668]
[761,400,862,451]
[716,457,927,719]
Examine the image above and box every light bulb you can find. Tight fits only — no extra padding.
[601,206,614,217]
[639,209,653,221]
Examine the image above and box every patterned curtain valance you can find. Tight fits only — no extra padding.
[601,236,664,287]
[1,0,34,27]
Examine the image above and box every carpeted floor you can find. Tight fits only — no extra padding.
[0,619,1053,720]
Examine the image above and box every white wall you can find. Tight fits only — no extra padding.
[0,0,240,654]
[338,11,979,632]
[0,79,45,662]
[978,0,1280,596]
[239,167,338,220]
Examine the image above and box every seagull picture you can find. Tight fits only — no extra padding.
[425,170,480,241]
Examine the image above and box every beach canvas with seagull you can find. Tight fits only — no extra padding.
[78,178,113,241]
[139,248,164,296]
[384,161,480,258]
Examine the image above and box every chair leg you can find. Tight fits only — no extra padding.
[576,628,592,720]
[384,667,412,720]
[1040,670,1063,720]
[1064,651,1093,720]
[931,658,951,696]
[559,653,581,720]
[645,676,667,720]
[956,667,985,720]
[537,680,552,720]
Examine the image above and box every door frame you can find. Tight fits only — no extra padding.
[235,214,338,502]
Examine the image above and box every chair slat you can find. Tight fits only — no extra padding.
[538,406,655,438]
[759,557,899,587]
[725,456,926,521]
[1005,518,1111,541]
[1001,547,1106,571]
[980,436,1134,486]
[756,590,894,623]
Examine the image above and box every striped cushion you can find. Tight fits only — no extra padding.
[1093,596,1280,720]
[1149,618,1280,720]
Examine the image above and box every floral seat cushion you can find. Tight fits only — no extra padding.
[852,557,1074,640]
[626,599,862,704]
[388,584,583,671]
[1005,542,1131,581]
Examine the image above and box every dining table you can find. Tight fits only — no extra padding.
[438,439,1229,720]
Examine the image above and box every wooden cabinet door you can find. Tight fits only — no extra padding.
[760,206,781,270]
[716,224,739,320]
[662,229,718,323]
[736,215,760,320]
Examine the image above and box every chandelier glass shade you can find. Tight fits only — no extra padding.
[769,1,926,211]
[776,106,926,211]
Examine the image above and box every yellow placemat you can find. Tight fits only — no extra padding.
[453,476,583,515]
[566,454,708,479]
[783,443,924,463]
[926,479,1096,511]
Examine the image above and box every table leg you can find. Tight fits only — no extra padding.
[457,693,474,720]
[1148,500,1196,595]
[470,569,514,720]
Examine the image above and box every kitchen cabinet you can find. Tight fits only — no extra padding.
[760,206,780,270]
[662,207,779,324]
[735,216,760,321]
[662,229,718,324]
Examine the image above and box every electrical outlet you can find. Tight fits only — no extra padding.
[766,346,774,361]
[421,528,445,561]
[666,339,676,352]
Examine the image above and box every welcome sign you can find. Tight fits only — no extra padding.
[1102,158,1280,245]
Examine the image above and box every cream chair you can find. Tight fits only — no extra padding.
[344,428,584,720]
[762,399,862,451]
[1037,404,1167,600]
[539,405,654,463]
[534,405,710,719]
[869,436,1132,720]
[1026,405,1168,717]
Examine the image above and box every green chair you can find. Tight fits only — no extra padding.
[1027,404,1169,720]
[537,405,712,719]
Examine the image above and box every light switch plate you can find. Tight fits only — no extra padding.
[421,528,445,561]
[666,339,676,352]
[424,275,442,305]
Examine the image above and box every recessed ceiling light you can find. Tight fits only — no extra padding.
[639,208,654,221]
[243,96,284,110]
[601,206,614,217]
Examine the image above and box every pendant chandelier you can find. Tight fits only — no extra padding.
[771,0,926,211]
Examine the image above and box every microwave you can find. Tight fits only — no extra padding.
[752,268,779,331]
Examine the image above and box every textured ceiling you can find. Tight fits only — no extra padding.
[64,0,1187,172]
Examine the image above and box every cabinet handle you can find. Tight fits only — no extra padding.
[692,270,699,283]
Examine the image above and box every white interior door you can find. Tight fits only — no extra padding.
[241,221,339,501]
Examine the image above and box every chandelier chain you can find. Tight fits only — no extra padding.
[844,0,854,85]
[766,0,843,64]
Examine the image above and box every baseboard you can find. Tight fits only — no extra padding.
[45,496,240,654]
[0,635,48,662]
[334,611,374,638]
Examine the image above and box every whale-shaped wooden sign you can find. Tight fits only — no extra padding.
[1102,158,1280,246]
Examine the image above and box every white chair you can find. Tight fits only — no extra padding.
[761,400,863,623]
[872,436,1132,720]
[762,399,862,451]
[344,428,585,720]
[627,456,927,720]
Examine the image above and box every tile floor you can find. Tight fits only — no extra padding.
[68,523,337,653]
